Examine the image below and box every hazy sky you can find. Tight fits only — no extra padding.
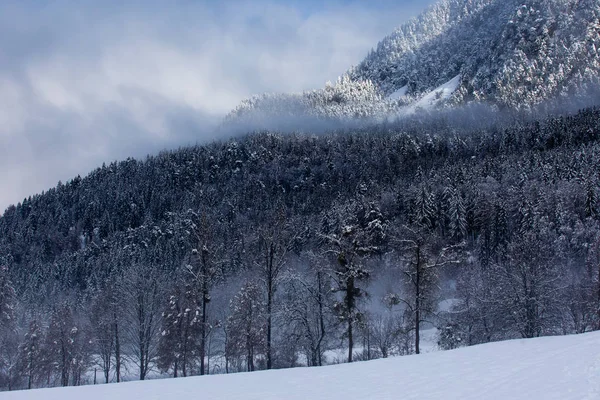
[0,0,435,213]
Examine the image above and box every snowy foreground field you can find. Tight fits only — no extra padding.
[5,332,600,400]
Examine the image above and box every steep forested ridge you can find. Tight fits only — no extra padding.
[228,0,600,125]
[1,107,600,390]
[350,0,600,107]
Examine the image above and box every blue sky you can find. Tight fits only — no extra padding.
[0,0,435,212]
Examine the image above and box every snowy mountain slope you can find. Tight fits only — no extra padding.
[350,0,600,109]
[223,75,392,129]
[406,74,462,114]
[387,85,408,100]
[6,332,600,400]
[226,0,600,126]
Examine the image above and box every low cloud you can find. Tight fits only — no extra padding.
[0,0,434,212]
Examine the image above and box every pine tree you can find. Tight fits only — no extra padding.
[324,201,383,362]
[17,320,43,389]
[225,281,266,372]
[121,262,163,381]
[497,215,562,338]
[89,285,115,384]
[585,179,597,219]
[0,265,15,334]
[0,265,17,390]
[45,304,76,387]
[449,188,467,240]
[413,186,436,230]
[157,283,200,377]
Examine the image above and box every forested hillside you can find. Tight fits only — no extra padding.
[228,0,600,125]
[352,0,600,107]
[1,107,600,390]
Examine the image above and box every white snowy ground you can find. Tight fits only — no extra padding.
[411,74,462,110]
[5,331,600,400]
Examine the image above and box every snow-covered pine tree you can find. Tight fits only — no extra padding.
[157,283,200,378]
[17,320,43,390]
[0,265,17,389]
[324,200,384,362]
[225,281,267,372]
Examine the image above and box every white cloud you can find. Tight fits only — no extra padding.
[0,0,434,212]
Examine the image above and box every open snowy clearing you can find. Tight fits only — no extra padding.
[388,85,408,100]
[5,332,600,400]
[407,74,462,113]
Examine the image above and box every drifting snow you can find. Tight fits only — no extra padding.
[5,332,600,400]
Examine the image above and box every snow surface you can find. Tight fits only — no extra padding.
[410,74,461,112]
[387,85,408,100]
[5,332,600,400]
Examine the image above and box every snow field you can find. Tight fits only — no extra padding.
[4,331,600,400]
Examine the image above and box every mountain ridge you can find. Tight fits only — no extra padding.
[350,0,600,108]
[226,0,600,125]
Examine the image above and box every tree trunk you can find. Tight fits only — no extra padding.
[61,336,69,387]
[138,285,156,381]
[247,340,254,372]
[246,313,254,372]
[103,358,110,383]
[206,333,212,375]
[139,314,146,381]
[415,246,421,355]
[139,349,146,380]
[266,243,274,370]
[597,260,600,331]
[415,307,420,354]
[114,312,121,383]
[348,318,353,363]
[200,247,209,376]
[27,354,33,389]
[182,333,187,377]
[366,326,371,360]
[200,298,207,375]
[316,270,326,367]
[347,274,355,363]
[224,328,230,374]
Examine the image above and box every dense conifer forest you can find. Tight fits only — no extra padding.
[1,106,600,390]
